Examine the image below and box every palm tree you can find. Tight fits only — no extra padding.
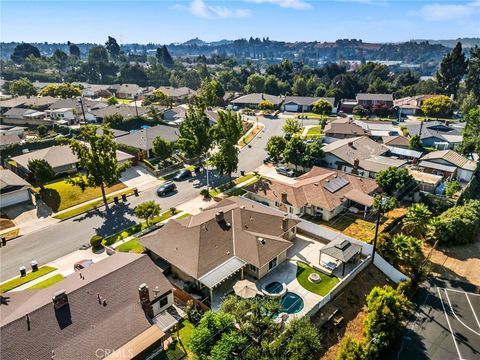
[402,203,432,239]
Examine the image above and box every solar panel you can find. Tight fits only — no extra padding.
[324,176,350,193]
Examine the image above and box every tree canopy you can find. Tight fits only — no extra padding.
[436,42,467,98]
[375,167,415,196]
[11,43,40,63]
[39,83,82,98]
[27,159,55,191]
[152,136,173,161]
[421,95,453,119]
[134,201,161,226]
[177,105,213,159]
[266,135,287,163]
[8,78,37,96]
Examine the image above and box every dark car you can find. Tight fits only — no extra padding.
[157,181,176,196]
[174,169,192,181]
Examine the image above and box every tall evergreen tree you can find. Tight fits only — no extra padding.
[466,46,480,100]
[105,36,121,59]
[156,45,174,68]
[68,41,81,58]
[436,42,467,98]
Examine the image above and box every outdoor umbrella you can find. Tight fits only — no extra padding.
[233,279,259,299]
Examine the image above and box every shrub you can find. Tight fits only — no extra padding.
[200,189,211,198]
[90,235,103,248]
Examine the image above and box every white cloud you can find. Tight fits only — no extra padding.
[245,0,313,10]
[411,1,480,21]
[173,0,251,19]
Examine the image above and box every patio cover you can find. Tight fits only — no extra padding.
[344,189,374,207]
[321,237,362,263]
[154,310,179,332]
[419,160,457,173]
[198,256,246,289]
[387,146,423,159]
[105,325,164,360]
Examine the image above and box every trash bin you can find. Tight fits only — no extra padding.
[1,238,6,246]
[240,170,245,176]
[31,260,38,272]
[134,188,139,196]
[122,194,127,201]
[114,196,119,204]
[19,266,26,277]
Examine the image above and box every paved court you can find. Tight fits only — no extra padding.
[388,278,480,360]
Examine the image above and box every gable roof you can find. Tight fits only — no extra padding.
[324,121,366,136]
[0,253,172,360]
[115,125,179,150]
[284,96,335,106]
[139,197,299,281]
[157,87,195,98]
[322,136,389,166]
[231,93,283,105]
[0,169,31,192]
[382,135,410,147]
[91,105,149,119]
[11,145,79,170]
[405,121,462,143]
[356,93,393,102]
[420,150,477,171]
[0,134,21,147]
[244,166,379,212]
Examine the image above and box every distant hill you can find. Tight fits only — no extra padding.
[420,38,480,48]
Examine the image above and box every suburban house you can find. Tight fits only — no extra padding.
[356,93,394,109]
[156,87,195,103]
[230,93,283,109]
[405,121,463,149]
[382,135,410,149]
[0,253,177,360]
[0,125,25,149]
[353,119,400,139]
[114,125,179,158]
[45,108,76,124]
[322,136,407,178]
[140,197,299,304]
[0,169,32,207]
[417,150,478,182]
[407,167,443,193]
[0,134,22,149]
[163,106,187,122]
[0,96,57,113]
[394,95,436,116]
[10,145,134,177]
[205,109,219,124]
[323,120,367,142]
[339,99,358,114]
[244,166,379,221]
[2,108,51,126]
[48,98,106,123]
[91,105,149,122]
[282,96,335,113]
[108,84,144,99]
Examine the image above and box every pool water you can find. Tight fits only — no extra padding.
[265,281,284,294]
[281,292,304,314]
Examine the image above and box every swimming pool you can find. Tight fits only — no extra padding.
[265,281,284,294]
[281,292,304,314]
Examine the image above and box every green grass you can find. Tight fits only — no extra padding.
[296,261,340,296]
[177,213,192,219]
[116,239,145,253]
[1,266,57,293]
[209,173,257,197]
[228,188,247,196]
[295,112,323,119]
[103,210,177,245]
[53,189,134,220]
[307,126,322,136]
[152,319,194,360]
[28,274,64,289]
[38,176,127,212]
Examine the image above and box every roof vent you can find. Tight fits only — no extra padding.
[258,237,266,245]
[240,205,245,209]
[52,290,68,309]
[215,211,224,222]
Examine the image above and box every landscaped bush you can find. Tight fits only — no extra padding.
[200,189,211,198]
[90,235,103,248]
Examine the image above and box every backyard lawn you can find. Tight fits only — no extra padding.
[38,176,126,212]
[28,274,65,289]
[296,261,340,296]
[0,266,57,293]
[153,319,195,360]
[116,239,145,253]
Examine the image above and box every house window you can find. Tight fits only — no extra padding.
[249,264,257,272]
[159,295,168,308]
[268,257,278,271]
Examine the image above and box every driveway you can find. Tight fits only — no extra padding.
[120,166,162,191]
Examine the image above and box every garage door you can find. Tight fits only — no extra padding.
[285,104,299,112]
[1,190,30,208]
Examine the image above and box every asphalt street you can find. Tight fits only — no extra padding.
[0,116,320,281]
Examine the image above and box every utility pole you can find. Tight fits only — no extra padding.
[77,97,86,124]
[134,95,139,117]
[372,197,386,263]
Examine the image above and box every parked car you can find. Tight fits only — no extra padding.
[275,166,294,177]
[157,181,177,196]
[174,169,192,181]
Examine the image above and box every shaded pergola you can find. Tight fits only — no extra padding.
[343,189,375,218]
[319,238,362,276]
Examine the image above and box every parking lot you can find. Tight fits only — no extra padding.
[389,278,480,360]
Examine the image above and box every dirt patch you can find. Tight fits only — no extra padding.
[424,239,480,287]
[312,264,391,360]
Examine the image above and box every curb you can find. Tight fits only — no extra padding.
[239,123,265,151]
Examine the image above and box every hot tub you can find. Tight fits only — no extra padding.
[262,281,287,298]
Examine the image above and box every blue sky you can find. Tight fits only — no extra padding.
[1,0,479,44]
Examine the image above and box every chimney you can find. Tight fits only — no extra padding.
[281,192,288,203]
[215,211,224,222]
[52,290,68,309]
[138,283,154,318]
[282,218,289,232]
[352,159,359,175]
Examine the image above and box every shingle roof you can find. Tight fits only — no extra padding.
[0,253,172,360]
[324,121,366,136]
[115,125,179,150]
[231,93,283,105]
[420,150,477,171]
[244,166,379,211]
[139,197,299,281]
[358,155,407,173]
[356,93,393,102]
[157,87,195,98]
[11,145,79,170]
[0,169,31,192]
[405,121,462,143]
[284,96,335,106]
[322,136,389,166]
[382,135,410,147]
[91,105,149,119]
[321,237,362,262]
[0,134,21,147]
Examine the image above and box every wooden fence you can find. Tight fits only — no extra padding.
[173,286,210,312]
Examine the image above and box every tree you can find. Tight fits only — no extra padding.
[282,118,301,136]
[197,79,225,107]
[421,95,453,119]
[258,99,274,110]
[245,74,266,94]
[105,36,121,58]
[460,92,478,115]
[210,141,239,181]
[37,124,48,137]
[437,42,468,98]
[152,136,173,161]
[408,134,422,150]
[213,110,243,145]
[119,64,149,87]
[27,159,55,192]
[336,336,367,360]
[11,43,40,63]
[68,42,80,58]
[311,99,333,117]
[264,75,280,95]
[156,45,174,68]
[283,136,306,171]
[39,83,82,98]
[177,105,213,158]
[466,46,480,99]
[460,107,480,154]
[107,96,118,105]
[134,201,160,226]
[292,76,308,96]
[445,180,461,198]
[375,167,415,196]
[62,124,131,208]
[8,78,37,96]
[303,141,324,168]
[402,203,432,239]
[353,105,369,117]
[52,49,68,69]
[266,135,287,163]
[372,102,392,118]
